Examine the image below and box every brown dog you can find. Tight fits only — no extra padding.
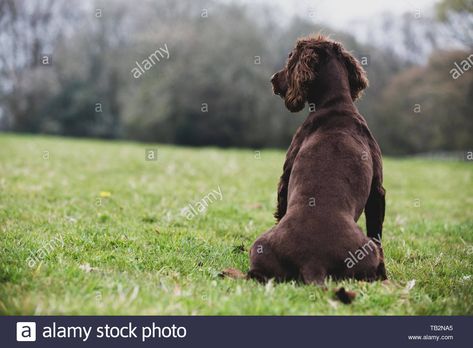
[248,35,387,284]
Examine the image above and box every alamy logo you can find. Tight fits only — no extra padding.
[16,322,37,342]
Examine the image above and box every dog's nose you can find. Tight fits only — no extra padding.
[270,73,277,82]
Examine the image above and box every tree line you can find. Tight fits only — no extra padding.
[0,0,471,155]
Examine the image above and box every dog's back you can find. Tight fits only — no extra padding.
[250,110,383,283]
[287,110,374,220]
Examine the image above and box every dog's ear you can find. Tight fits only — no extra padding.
[285,46,318,112]
[335,43,369,100]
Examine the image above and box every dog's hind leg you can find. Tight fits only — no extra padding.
[365,183,385,242]
[375,246,387,280]
[275,174,289,222]
[365,145,385,242]
[365,163,387,280]
[249,237,288,283]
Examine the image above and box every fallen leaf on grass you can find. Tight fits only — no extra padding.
[65,216,78,223]
[334,287,357,304]
[79,263,99,272]
[405,279,416,291]
[218,268,246,279]
[100,191,111,198]
[327,299,339,309]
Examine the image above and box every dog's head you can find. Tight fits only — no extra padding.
[271,35,368,112]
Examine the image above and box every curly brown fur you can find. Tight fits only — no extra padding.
[256,35,387,284]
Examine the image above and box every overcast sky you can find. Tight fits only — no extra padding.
[223,0,440,29]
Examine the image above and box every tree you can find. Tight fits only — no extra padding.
[436,0,473,47]
[0,0,73,131]
[374,50,473,155]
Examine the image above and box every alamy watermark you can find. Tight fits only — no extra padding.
[145,148,158,161]
[26,233,64,268]
[131,44,170,79]
[344,234,381,269]
[180,185,223,220]
[450,53,473,80]
[464,150,473,161]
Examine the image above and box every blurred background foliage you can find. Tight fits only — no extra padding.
[0,0,472,154]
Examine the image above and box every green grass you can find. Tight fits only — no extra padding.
[0,134,472,315]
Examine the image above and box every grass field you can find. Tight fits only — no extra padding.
[0,134,472,315]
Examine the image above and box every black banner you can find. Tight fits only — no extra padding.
[2,316,470,347]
